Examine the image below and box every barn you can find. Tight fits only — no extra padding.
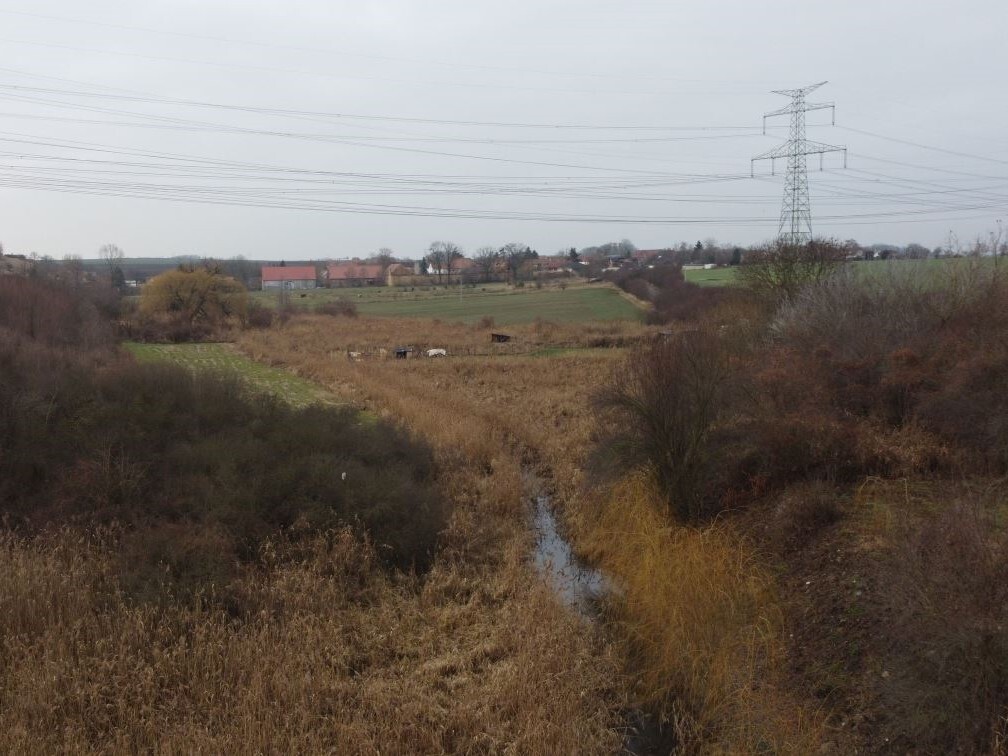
[261,265,317,290]
[326,262,384,287]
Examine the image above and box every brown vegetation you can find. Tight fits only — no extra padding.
[612,263,729,323]
[598,260,1008,752]
[0,278,624,752]
[238,315,822,749]
[240,259,1008,751]
[737,237,848,305]
[7,254,1007,752]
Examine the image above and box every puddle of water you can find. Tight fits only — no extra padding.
[531,492,607,618]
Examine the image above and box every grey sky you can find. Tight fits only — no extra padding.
[1,0,1006,260]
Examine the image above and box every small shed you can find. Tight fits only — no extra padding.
[490,333,512,343]
[393,346,414,359]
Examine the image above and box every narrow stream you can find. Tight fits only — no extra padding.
[529,480,672,754]
[531,491,607,618]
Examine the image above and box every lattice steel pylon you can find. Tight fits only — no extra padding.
[751,81,846,245]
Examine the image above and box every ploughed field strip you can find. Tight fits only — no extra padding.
[124,342,333,408]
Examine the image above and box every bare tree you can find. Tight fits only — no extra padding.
[372,247,396,274]
[426,241,462,285]
[99,243,126,290]
[473,246,499,283]
[992,221,1003,269]
[62,254,84,286]
[736,238,847,305]
[500,242,533,284]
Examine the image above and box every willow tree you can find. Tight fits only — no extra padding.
[141,266,248,326]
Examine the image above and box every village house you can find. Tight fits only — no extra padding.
[260,265,317,290]
[386,261,470,287]
[424,256,476,283]
[326,262,384,287]
[632,249,665,265]
[386,262,428,287]
[524,256,569,277]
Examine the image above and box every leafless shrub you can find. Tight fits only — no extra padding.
[882,494,1008,752]
[738,238,848,305]
[596,332,735,522]
[318,299,358,318]
[244,301,274,329]
[0,276,113,349]
[770,261,1008,468]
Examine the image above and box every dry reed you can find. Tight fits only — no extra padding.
[238,315,824,752]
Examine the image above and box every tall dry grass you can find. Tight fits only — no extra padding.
[240,315,823,752]
[1,298,627,752]
[582,473,825,752]
[0,528,622,753]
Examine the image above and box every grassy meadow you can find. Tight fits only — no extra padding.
[683,266,738,286]
[251,280,642,324]
[124,342,334,407]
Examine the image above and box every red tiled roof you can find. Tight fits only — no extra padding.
[261,265,317,282]
[326,263,383,280]
[633,249,663,260]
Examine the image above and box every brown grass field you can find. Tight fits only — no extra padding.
[0,310,634,753]
[238,315,826,751]
[8,255,1007,753]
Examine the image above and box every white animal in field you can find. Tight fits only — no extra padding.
[426,348,447,358]
[348,351,362,361]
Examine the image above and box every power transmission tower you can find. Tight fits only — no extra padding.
[751,81,846,245]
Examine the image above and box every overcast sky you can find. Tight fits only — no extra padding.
[1,0,1006,260]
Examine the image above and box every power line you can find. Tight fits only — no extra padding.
[0,8,779,87]
[0,81,767,131]
[839,125,1008,167]
[0,36,760,100]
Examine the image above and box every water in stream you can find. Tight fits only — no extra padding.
[531,492,607,618]
[530,488,673,754]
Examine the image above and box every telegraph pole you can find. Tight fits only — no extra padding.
[752,81,846,245]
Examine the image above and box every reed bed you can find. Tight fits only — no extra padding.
[239,315,823,752]
[0,530,622,754]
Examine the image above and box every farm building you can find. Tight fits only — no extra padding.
[632,249,665,264]
[326,262,384,287]
[525,257,569,277]
[261,265,318,290]
[425,256,476,280]
[386,262,424,287]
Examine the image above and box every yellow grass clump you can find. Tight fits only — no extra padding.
[582,472,826,752]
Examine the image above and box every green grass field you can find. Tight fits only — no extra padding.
[123,342,333,408]
[681,258,993,288]
[683,267,738,287]
[252,282,641,324]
